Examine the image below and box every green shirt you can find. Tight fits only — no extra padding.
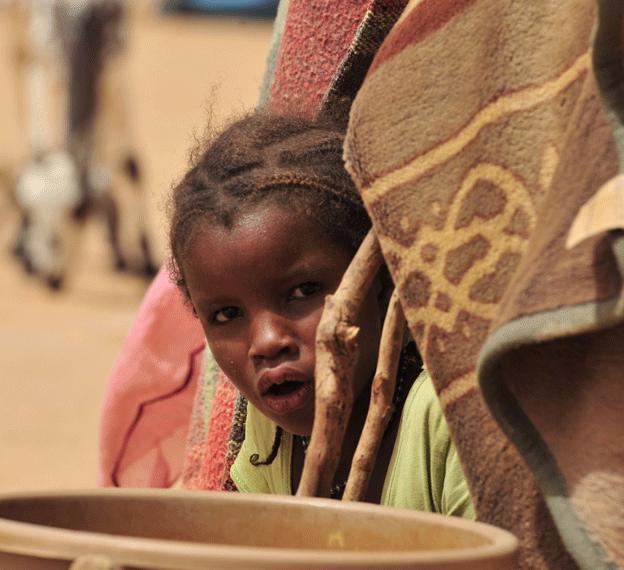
[231,371,475,518]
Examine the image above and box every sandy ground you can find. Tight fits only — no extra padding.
[0,3,272,492]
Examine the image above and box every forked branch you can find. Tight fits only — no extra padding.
[296,229,383,498]
[343,289,405,501]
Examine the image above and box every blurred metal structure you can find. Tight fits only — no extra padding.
[9,0,156,289]
[160,0,278,17]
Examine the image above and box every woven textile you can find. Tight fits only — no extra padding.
[344,1,624,568]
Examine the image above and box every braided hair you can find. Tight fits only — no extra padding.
[168,112,371,300]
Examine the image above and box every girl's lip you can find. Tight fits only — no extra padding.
[257,367,314,415]
[257,367,309,395]
[262,379,314,415]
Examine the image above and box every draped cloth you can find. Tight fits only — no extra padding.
[98,268,205,487]
[344,0,624,568]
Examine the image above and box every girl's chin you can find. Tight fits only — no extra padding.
[286,425,313,438]
[270,409,314,438]
[273,414,313,437]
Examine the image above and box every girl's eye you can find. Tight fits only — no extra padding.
[212,306,242,324]
[290,282,321,300]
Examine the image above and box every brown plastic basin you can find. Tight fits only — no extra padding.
[0,489,517,569]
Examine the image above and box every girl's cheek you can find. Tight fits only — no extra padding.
[217,359,246,393]
[207,341,235,373]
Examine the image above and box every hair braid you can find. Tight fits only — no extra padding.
[249,426,283,466]
[250,172,354,204]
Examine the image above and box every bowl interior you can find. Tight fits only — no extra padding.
[0,491,491,552]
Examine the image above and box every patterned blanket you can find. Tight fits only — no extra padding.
[344,1,624,568]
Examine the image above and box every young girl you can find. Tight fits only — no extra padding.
[169,113,474,518]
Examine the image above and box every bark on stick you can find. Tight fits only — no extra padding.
[296,230,383,498]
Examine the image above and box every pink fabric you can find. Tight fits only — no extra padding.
[98,266,205,487]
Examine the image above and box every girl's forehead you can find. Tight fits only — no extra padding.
[205,201,319,243]
[183,205,353,304]
[189,204,340,271]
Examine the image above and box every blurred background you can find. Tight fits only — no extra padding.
[0,0,273,491]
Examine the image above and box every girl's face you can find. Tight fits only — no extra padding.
[183,203,383,436]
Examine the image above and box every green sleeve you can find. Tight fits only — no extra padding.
[419,371,474,518]
[382,370,475,519]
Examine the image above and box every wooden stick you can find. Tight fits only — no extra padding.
[296,230,383,498]
[343,289,405,501]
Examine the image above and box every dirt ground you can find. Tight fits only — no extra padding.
[0,3,272,491]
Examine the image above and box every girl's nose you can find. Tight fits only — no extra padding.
[248,312,298,363]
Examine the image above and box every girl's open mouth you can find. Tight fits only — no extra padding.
[261,378,313,415]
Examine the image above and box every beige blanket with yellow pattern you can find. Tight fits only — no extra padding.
[344,1,624,568]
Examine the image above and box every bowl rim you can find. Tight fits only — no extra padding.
[0,488,518,568]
